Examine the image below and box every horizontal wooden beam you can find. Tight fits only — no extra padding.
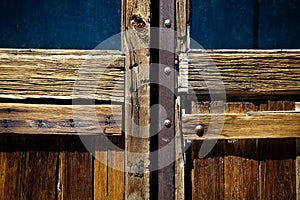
[181,50,300,97]
[0,49,125,102]
[0,103,122,135]
[183,111,300,139]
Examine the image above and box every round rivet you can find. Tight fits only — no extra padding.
[164,19,171,28]
[164,67,171,75]
[195,125,204,137]
[164,119,171,128]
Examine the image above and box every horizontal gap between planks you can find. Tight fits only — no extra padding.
[0,103,122,135]
[183,111,300,140]
[181,49,300,97]
[0,49,125,102]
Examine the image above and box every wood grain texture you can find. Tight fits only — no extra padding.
[0,135,23,200]
[122,0,151,199]
[21,136,59,199]
[183,111,300,139]
[192,141,224,200]
[176,0,187,52]
[108,137,125,200]
[296,104,300,200]
[0,103,122,135]
[59,136,93,200]
[184,50,300,96]
[94,136,108,200]
[0,49,124,102]
[259,101,296,200]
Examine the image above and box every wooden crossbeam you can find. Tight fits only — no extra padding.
[0,103,122,135]
[0,49,124,102]
[183,111,300,139]
[180,50,300,97]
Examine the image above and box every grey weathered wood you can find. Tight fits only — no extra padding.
[183,111,300,139]
[122,0,151,199]
[0,103,122,135]
[183,50,300,96]
[0,49,124,102]
[176,0,187,52]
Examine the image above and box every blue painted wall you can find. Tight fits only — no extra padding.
[0,0,120,49]
[191,0,300,49]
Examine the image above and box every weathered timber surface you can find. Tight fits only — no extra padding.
[0,135,23,200]
[123,0,151,198]
[183,111,300,139]
[259,101,296,200]
[0,103,122,135]
[21,136,58,199]
[176,0,187,52]
[296,103,300,200]
[59,136,93,200]
[0,49,124,102]
[183,50,300,96]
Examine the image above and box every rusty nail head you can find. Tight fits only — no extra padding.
[164,19,171,28]
[195,125,204,137]
[164,67,171,75]
[164,119,171,128]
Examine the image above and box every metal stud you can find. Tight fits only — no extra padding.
[164,67,171,75]
[164,19,171,28]
[195,125,204,137]
[164,119,171,128]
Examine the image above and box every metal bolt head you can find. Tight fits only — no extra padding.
[195,125,204,137]
[164,67,171,75]
[164,119,172,128]
[164,19,171,28]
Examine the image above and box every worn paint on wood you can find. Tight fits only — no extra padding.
[122,0,151,198]
[0,0,120,49]
[185,50,300,97]
[0,49,124,102]
[0,103,122,135]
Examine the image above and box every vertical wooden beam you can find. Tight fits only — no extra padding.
[122,0,151,199]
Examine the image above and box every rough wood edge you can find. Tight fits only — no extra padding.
[0,103,122,135]
[296,103,300,200]
[183,112,300,140]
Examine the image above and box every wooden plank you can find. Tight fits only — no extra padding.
[223,103,258,199]
[107,137,124,200]
[176,0,187,52]
[185,50,300,97]
[0,103,122,135]
[94,136,108,200]
[259,101,296,199]
[122,0,151,198]
[175,97,184,200]
[59,136,93,200]
[0,49,124,102]
[192,141,224,200]
[182,111,300,139]
[0,135,23,200]
[21,135,59,199]
[224,140,258,199]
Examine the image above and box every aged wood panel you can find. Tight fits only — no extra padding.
[59,136,93,200]
[296,103,300,200]
[94,136,108,200]
[0,135,23,200]
[176,0,187,52]
[107,137,125,200]
[183,112,300,140]
[122,0,151,198]
[185,50,300,97]
[21,136,58,199]
[259,101,296,200]
[0,103,122,135]
[0,49,124,102]
[192,141,224,200]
